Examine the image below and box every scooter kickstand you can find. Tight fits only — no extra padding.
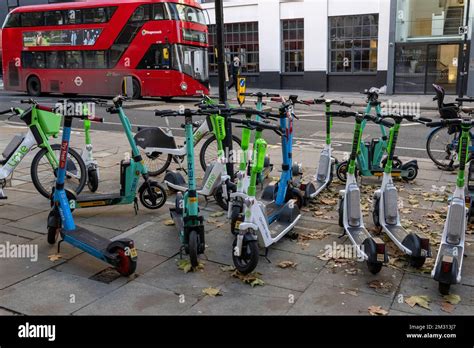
[57,239,64,254]
[134,198,139,215]
[260,248,271,263]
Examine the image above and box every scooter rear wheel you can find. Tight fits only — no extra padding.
[409,256,426,268]
[114,247,137,276]
[188,230,199,268]
[438,282,451,295]
[402,165,418,182]
[232,237,259,275]
[367,261,383,275]
[139,182,167,209]
[338,198,344,227]
[372,198,381,227]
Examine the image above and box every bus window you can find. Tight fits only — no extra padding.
[166,3,206,25]
[22,51,46,68]
[65,10,82,25]
[84,51,107,69]
[153,4,166,20]
[44,11,63,26]
[83,8,107,24]
[172,45,208,83]
[46,52,65,69]
[3,13,21,28]
[107,7,118,21]
[108,44,127,68]
[21,12,44,27]
[65,51,83,69]
[137,44,171,70]
[130,5,151,22]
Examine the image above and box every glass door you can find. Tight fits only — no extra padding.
[426,44,460,94]
[394,44,427,93]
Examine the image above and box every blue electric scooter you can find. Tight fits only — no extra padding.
[47,103,138,276]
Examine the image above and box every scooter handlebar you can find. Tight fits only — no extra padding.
[241,92,280,98]
[0,108,14,115]
[87,116,104,123]
[456,98,474,103]
[228,117,282,134]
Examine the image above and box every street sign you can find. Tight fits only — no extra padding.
[237,77,247,105]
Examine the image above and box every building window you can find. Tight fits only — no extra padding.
[208,22,259,74]
[329,14,378,74]
[282,18,304,73]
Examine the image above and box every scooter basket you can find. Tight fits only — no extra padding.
[446,198,465,245]
[383,184,399,225]
[316,152,330,182]
[347,183,361,227]
[37,109,61,137]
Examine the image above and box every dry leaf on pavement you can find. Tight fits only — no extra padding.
[278,261,298,269]
[368,305,388,316]
[405,295,431,310]
[202,287,222,297]
[48,254,62,262]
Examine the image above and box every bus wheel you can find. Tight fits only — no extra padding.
[161,97,173,103]
[132,78,141,99]
[27,76,41,97]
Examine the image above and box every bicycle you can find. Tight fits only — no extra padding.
[0,100,87,199]
[426,84,474,171]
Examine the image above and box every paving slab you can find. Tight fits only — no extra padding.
[0,205,44,222]
[74,282,197,315]
[0,224,43,240]
[137,258,229,298]
[288,281,393,315]
[0,270,122,315]
[392,273,474,315]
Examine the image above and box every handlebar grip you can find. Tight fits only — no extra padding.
[0,108,12,115]
[426,121,445,127]
[271,97,283,102]
[456,98,474,103]
[331,111,357,117]
[20,99,33,104]
[379,118,394,127]
[418,117,432,123]
[314,99,325,104]
[266,93,280,97]
[155,110,176,117]
[340,102,353,108]
[302,100,315,105]
[37,105,54,112]
[88,116,104,123]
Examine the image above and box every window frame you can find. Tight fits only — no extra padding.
[328,14,379,75]
[281,18,304,75]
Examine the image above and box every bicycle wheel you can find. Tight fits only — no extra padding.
[31,144,87,199]
[426,126,460,170]
[139,147,173,177]
[199,135,241,172]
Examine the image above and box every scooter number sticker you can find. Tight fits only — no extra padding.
[235,221,241,230]
[377,254,385,262]
[130,248,138,258]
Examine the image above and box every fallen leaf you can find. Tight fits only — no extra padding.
[164,219,175,226]
[220,265,236,272]
[443,294,461,305]
[278,260,298,269]
[299,229,329,241]
[405,295,431,310]
[202,287,222,297]
[210,211,225,218]
[345,268,359,275]
[347,290,358,296]
[314,211,324,217]
[48,254,62,262]
[368,305,388,316]
[441,302,454,313]
[320,198,338,206]
[368,280,393,294]
[177,259,204,273]
[231,270,264,287]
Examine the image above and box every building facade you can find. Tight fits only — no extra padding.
[203,0,474,95]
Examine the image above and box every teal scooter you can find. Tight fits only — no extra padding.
[155,107,212,267]
[336,87,418,182]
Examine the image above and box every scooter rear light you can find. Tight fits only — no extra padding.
[441,260,453,274]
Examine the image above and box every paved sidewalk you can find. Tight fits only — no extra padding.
[0,124,473,316]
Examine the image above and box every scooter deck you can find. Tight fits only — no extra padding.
[269,215,300,240]
[384,224,408,241]
[347,226,371,245]
[77,193,122,205]
[263,201,284,219]
[65,226,110,251]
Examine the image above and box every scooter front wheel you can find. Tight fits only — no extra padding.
[47,227,60,245]
[336,161,348,182]
[367,261,383,275]
[409,256,426,268]
[87,167,99,192]
[139,182,167,209]
[372,198,381,227]
[188,230,199,268]
[232,237,259,274]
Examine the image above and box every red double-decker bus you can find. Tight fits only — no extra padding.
[1,0,209,99]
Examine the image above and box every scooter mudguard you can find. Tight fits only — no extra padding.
[317,152,331,182]
[347,183,361,227]
[277,200,300,223]
[262,182,277,201]
[164,171,187,187]
[401,160,418,171]
[383,184,399,225]
[47,209,61,229]
[304,182,317,199]
[402,233,431,258]
[433,255,458,284]
[363,237,388,264]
